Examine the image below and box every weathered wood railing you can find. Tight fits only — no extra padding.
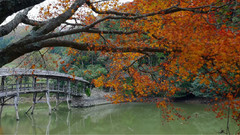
[1,83,83,95]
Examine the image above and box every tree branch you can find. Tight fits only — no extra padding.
[0,7,32,37]
[86,0,136,16]
[22,17,46,27]
[7,28,139,48]
[0,0,45,24]
[33,0,85,35]
[0,39,181,67]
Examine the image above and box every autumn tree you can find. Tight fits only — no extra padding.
[0,0,239,127]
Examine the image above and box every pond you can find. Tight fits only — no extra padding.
[0,102,238,134]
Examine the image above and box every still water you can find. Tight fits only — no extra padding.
[0,102,238,134]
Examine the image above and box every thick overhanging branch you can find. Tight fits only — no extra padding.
[0,39,181,67]
[8,29,139,48]
[0,0,45,24]
[0,7,32,37]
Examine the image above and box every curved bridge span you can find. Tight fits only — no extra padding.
[0,68,90,120]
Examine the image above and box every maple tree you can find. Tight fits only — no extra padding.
[0,0,239,129]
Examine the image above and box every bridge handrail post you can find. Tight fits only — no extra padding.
[19,76,21,92]
[74,82,77,95]
[32,76,36,91]
[68,80,71,94]
[23,77,26,92]
[57,78,60,91]
[1,76,5,92]
[19,76,23,92]
[62,80,64,92]
[83,83,86,95]
[76,82,79,96]
[1,76,7,97]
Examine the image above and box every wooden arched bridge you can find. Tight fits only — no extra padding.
[0,68,90,120]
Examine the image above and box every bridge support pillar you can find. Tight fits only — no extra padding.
[54,93,59,110]
[46,78,51,115]
[14,96,19,121]
[15,76,20,121]
[46,92,51,115]
[67,80,71,110]
[54,78,60,110]
[67,95,71,110]
[0,77,5,118]
[31,93,37,115]
[0,98,4,118]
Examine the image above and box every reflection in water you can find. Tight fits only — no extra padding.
[0,103,238,134]
[46,116,51,135]
[14,121,19,135]
[0,127,2,135]
[25,114,34,133]
[67,111,71,135]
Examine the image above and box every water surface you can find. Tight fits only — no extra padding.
[0,102,238,134]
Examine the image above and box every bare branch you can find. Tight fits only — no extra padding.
[91,0,111,4]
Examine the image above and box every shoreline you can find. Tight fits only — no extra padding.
[4,89,218,107]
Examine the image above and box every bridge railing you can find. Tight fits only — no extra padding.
[0,82,83,96]
[20,83,33,90]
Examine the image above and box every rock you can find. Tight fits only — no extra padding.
[71,88,112,107]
